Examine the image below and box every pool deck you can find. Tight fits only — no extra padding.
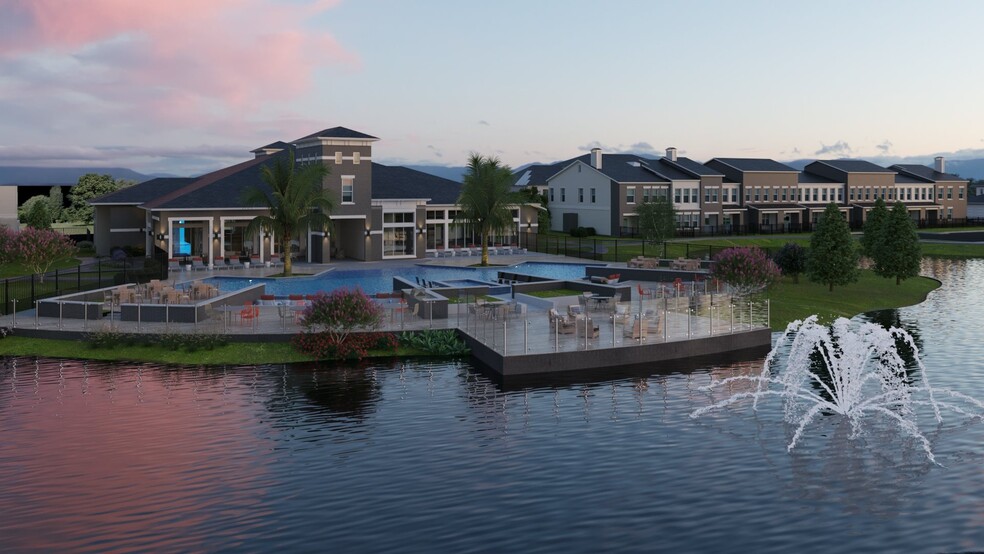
[0,254,773,375]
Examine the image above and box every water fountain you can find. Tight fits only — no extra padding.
[691,315,984,464]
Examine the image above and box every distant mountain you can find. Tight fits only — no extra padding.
[403,165,467,182]
[0,166,152,185]
[784,158,984,180]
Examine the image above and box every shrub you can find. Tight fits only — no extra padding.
[76,240,94,250]
[400,329,469,356]
[712,246,781,297]
[293,331,398,360]
[0,327,12,340]
[0,226,15,264]
[300,288,383,344]
[569,226,596,238]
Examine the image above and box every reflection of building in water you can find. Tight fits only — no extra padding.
[703,360,764,404]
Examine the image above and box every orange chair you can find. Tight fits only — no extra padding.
[239,303,259,325]
[637,283,654,300]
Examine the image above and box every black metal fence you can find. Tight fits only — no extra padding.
[1,250,168,316]
[618,217,984,239]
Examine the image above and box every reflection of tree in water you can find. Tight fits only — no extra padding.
[265,362,383,423]
[865,308,924,360]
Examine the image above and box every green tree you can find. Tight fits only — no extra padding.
[772,242,808,284]
[241,151,332,276]
[875,202,922,285]
[47,186,64,222]
[458,153,520,266]
[17,195,48,223]
[712,246,781,296]
[636,196,676,245]
[859,198,888,258]
[25,198,52,229]
[807,203,860,292]
[66,174,126,224]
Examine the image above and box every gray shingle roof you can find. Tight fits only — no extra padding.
[706,158,799,172]
[293,127,379,142]
[895,174,926,184]
[371,163,461,203]
[890,164,966,182]
[146,153,288,210]
[90,177,196,205]
[811,160,894,173]
[512,161,569,188]
[664,157,724,177]
[250,141,290,153]
[798,172,840,184]
[643,159,698,181]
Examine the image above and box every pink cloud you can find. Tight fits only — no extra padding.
[0,0,357,119]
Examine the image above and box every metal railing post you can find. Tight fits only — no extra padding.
[35,300,39,329]
[524,319,529,352]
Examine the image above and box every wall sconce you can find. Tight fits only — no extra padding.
[365,229,372,237]
[157,233,167,241]
[213,232,221,240]
[417,227,425,235]
[147,229,153,237]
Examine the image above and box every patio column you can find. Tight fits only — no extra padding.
[208,216,215,265]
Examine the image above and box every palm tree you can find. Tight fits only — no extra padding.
[241,151,333,276]
[457,153,520,266]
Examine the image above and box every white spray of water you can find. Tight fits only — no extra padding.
[691,316,984,464]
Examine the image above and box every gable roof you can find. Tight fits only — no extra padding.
[643,158,699,181]
[890,164,966,182]
[250,141,290,154]
[706,158,799,172]
[294,127,379,142]
[89,177,196,205]
[663,157,724,177]
[810,159,894,173]
[371,163,462,203]
[512,161,570,188]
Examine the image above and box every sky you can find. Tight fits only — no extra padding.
[1,0,983,176]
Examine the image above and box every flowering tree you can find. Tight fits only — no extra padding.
[11,227,78,282]
[299,288,383,343]
[712,246,781,297]
[0,225,15,264]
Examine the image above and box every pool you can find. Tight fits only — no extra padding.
[206,261,602,296]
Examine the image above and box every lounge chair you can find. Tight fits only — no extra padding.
[613,302,631,324]
[213,257,229,269]
[190,257,207,271]
[168,258,182,272]
[575,315,600,338]
[269,255,284,268]
[226,257,244,270]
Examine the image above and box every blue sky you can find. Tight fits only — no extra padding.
[1,0,982,175]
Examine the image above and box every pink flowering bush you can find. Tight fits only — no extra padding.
[10,227,78,282]
[712,247,781,297]
[298,288,384,345]
[0,226,15,264]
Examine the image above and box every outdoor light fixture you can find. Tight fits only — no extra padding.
[417,227,424,235]
[157,233,165,241]
[365,229,371,237]
[213,232,220,240]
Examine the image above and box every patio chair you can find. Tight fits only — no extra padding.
[644,309,663,336]
[226,257,244,270]
[613,302,631,324]
[637,283,654,301]
[576,315,600,338]
[239,303,259,325]
[269,255,284,268]
[623,317,648,340]
[213,257,228,269]
[548,308,577,334]
[168,258,182,272]
[190,257,207,271]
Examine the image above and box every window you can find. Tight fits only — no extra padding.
[383,211,415,257]
[947,187,953,200]
[712,188,718,202]
[781,188,787,202]
[813,189,818,202]
[704,188,710,203]
[590,188,596,203]
[643,187,651,203]
[959,187,964,199]
[675,188,682,203]
[865,188,870,201]
[850,188,855,201]
[754,189,760,202]
[773,188,778,202]
[561,188,566,202]
[353,151,360,164]
[822,189,828,202]
[335,152,343,165]
[745,189,750,202]
[550,188,554,202]
[341,176,354,203]
[837,189,843,202]
[626,187,635,204]
[578,188,584,203]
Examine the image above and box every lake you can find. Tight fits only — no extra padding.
[1,258,983,552]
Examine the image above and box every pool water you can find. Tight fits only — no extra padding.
[207,261,600,296]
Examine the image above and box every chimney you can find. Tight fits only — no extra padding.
[666,147,678,162]
[934,156,945,173]
[590,148,602,169]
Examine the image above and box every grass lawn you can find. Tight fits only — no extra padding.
[524,288,584,298]
[764,270,939,331]
[0,257,81,279]
[0,337,429,365]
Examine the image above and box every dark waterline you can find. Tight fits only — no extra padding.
[2,258,984,552]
